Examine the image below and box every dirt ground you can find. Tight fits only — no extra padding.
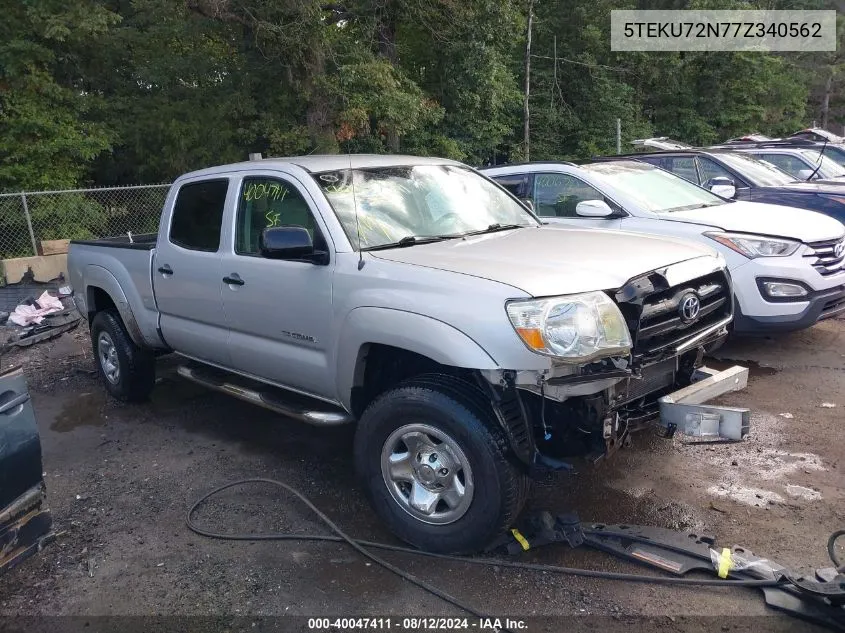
[0,317,843,632]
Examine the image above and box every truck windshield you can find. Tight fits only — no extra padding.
[313,165,537,250]
[583,162,728,214]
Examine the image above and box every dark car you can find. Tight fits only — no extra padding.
[597,148,845,225]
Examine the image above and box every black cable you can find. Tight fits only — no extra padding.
[187,479,488,621]
[187,478,788,600]
[828,529,845,571]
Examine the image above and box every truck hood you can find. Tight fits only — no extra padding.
[662,201,845,242]
[369,226,719,297]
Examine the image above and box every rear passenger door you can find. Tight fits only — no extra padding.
[154,178,233,366]
[529,172,622,229]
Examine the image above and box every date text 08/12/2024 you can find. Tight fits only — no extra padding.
[307,618,528,631]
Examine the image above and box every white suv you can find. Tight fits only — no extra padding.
[482,160,845,334]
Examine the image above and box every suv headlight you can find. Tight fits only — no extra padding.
[506,291,632,363]
[704,232,800,258]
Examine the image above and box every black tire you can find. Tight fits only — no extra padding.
[90,310,155,402]
[354,373,531,554]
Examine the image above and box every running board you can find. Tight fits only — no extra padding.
[658,365,750,441]
[176,365,354,426]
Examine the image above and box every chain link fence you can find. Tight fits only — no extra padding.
[0,184,170,259]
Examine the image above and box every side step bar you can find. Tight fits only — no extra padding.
[177,365,354,426]
[658,365,750,441]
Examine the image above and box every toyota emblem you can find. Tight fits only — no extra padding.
[835,240,845,259]
[679,293,701,323]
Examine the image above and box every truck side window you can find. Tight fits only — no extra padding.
[531,173,604,218]
[169,179,229,252]
[236,177,320,255]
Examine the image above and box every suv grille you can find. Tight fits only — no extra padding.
[615,271,732,361]
[805,238,845,276]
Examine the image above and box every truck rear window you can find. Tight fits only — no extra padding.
[169,179,229,252]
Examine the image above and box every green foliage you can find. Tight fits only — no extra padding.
[0,0,116,190]
[0,0,833,191]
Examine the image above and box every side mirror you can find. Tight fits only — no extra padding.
[519,198,535,212]
[706,177,736,199]
[260,226,328,264]
[575,199,615,218]
[797,168,816,181]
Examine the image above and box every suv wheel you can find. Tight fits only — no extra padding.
[91,310,155,402]
[354,374,530,553]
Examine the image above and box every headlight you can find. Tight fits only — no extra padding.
[506,291,632,363]
[704,232,800,258]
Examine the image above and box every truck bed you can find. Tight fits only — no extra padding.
[67,236,165,349]
[70,233,157,250]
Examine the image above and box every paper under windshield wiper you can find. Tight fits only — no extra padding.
[361,235,452,251]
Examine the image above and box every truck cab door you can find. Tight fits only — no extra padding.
[526,173,622,230]
[153,178,233,366]
[219,174,336,401]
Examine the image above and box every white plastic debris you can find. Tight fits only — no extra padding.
[778,412,794,419]
[820,402,837,408]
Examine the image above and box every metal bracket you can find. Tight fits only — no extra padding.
[658,365,750,441]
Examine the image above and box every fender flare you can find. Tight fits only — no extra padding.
[335,307,499,411]
[83,265,146,347]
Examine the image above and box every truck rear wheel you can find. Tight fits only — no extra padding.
[90,310,155,402]
[354,374,530,554]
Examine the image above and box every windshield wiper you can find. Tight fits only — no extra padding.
[459,223,528,237]
[361,235,451,251]
[806,138,828,181]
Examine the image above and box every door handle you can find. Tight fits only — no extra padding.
[222,275,245,286]
[157,265,173,276]
[0,393,30,415]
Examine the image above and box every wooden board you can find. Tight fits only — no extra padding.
[40,239,70,255]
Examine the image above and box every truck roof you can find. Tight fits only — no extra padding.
[178,154,463,180]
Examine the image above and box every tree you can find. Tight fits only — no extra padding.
[0,0,116,190]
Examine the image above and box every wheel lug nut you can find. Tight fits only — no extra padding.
[439,468,448,476]
[429,453,438,463]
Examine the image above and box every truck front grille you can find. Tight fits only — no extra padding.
[615,270,732,362]
[805,238,845,276]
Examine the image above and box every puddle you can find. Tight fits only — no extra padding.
[535,470,705,532]
[50,391,108,432]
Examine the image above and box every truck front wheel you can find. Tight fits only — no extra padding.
[90,310,155,402]
[354,374,530,554]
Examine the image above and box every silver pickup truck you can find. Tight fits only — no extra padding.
[68,154,733,553]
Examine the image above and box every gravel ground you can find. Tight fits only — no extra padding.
[0,319,843,632]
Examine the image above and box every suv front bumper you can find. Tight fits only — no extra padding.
[733,282,845,333]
